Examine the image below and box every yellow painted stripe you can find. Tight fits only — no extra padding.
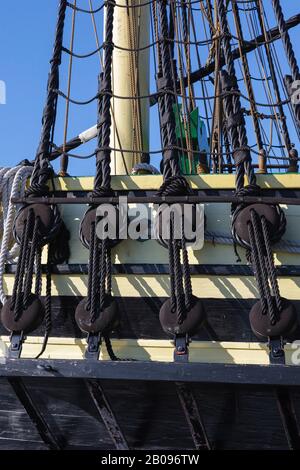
[2,273,300,299]
[51,174,300,191]
[0,336,298,365]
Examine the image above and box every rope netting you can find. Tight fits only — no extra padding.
[36,0,300,176]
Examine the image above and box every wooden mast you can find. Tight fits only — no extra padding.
[109,0,150,175]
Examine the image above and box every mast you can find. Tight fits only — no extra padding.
[109,1,150,175]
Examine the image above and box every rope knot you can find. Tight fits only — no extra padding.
[95,147,111,162]
[102,41,114,52]
[234,184,261,199]
[157,175,192,197]
[227,111,245,132]
[25,166,54,197]
[220,69,238,91]
[104,0,115,6]
[89,187,115,199]
[233,146,252,167]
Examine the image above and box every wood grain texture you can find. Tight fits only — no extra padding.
[0,377,296,450]
[3,273,300,299]
[51,174,300,191]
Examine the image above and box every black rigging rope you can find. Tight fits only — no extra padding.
[76,0,124,361]
[154,0,196,332]
[214,0,289,334]
[29,0,68,195]
[217,0,257,192]
[156,0,180,180]
[254,0,296,171]
[92,0,115,196]
[67,0,207,13]
[61,36,217,57]
[52,85,292,108]
[231,0,264,154]
[272,0,300,132]
[272,0,299,83]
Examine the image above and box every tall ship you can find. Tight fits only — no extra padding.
[1,0,300,450]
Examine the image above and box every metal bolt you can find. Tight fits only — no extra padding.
[37,364,54,372]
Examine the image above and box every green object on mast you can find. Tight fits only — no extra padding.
[173,104,209,175]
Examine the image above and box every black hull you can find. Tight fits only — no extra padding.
[0,374,300,450]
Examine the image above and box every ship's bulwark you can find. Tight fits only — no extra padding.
[1,175,300,449]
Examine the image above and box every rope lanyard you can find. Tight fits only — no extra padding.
[231,1,264,154]
[272,0,299,83]
[216,0,257,193]
[156,0,181,181]
[29,0,68,195]
[255,0,297,171]
[60,0,77,177]
[215,0,296,339]
[154,1,202,337]
[76,1,124,360]
[93,0,115,196]
[271,0,300,132]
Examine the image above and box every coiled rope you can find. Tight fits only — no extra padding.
[0,165,33,306]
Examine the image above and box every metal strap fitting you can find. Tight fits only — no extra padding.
[268,336,285,365]
[174,335,189,362]
[9,332,25,359]
[85,332,102,360]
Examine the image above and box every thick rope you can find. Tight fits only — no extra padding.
[249,209,279,325]
[181,220,192,311]
[255,0,295,165]
[168,224,176,313]
[272,0,300,82]
[247,221,267,315]
[0,165,33,305]
[12,209,35,321]
[86,221,96,312]
[216,0,256,191]
[261,215,282,313]
[34,246,43,297]
[172,221,185,325]
[36,244,53,359]
[0,166,33,304]
[84,0,116,330]
[154,1,195,328]
[93,0,115,195]
[22,216,40,308]
[231,1,264,153]
[156,0,180,180]
[271,0,300,133]
[80,2,120,357]
[215,0,286,330]
[29,0,67,194]
[90,221,100,323]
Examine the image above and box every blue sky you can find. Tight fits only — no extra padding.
[0,1,299,175]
